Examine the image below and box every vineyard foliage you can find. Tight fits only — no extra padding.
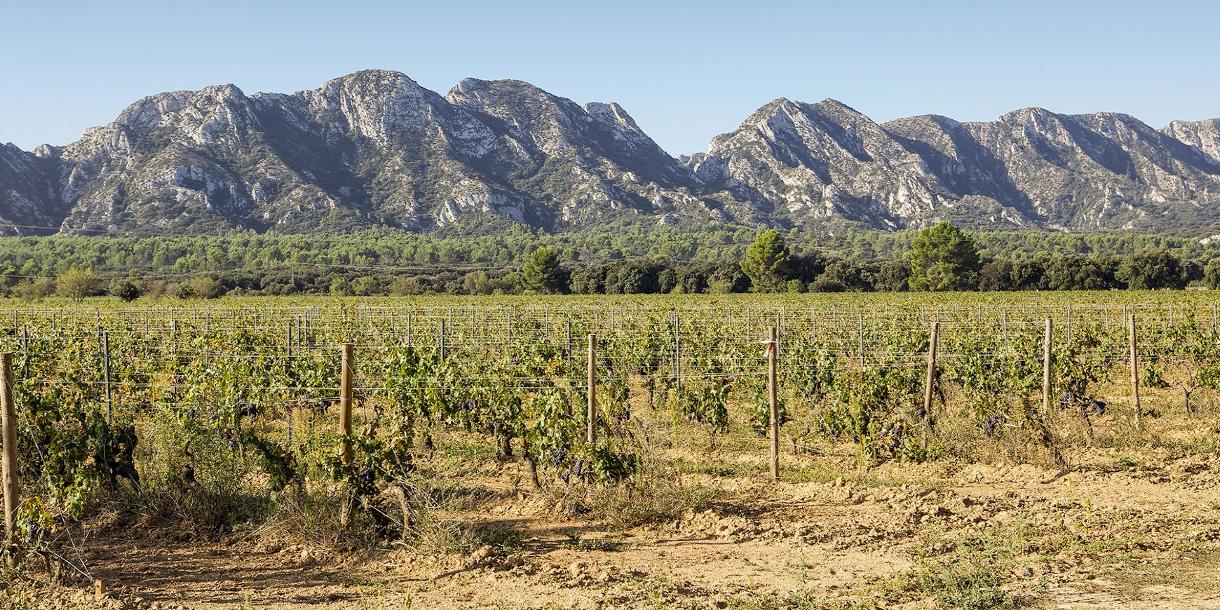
[2,293,1219,548]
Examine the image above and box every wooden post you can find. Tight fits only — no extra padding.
[587,334,596,446]
[1042,318,1053,415]
[1129,314,1141,428]
[673,313,681,393]
[340,344,354,466]
[775,314,782,360]
[286,323,293,358]
[438,319,447,360]
[923,321,939,421]
[768,326,779,481]
[102,331,113,425]
[1,354,19,568]
[857,312,866,368]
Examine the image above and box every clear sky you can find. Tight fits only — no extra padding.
[2,0,1218,155]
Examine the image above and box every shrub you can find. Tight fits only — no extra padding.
[109,278,144,302]
[56,268,103,301]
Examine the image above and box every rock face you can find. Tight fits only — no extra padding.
[691,100,1220,232]
[1164,119,1220,165]
[5,70,746,235]
[1,71,1219,235]
[0,143,66,234]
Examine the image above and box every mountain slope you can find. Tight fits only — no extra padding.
[686,99,1035,230]
[1164,119,1220,165]
[20,70,743,236]
[1,72,1218,235]
[0,143,66,235]
[690,103,1220,232]
[963,109,1220,230]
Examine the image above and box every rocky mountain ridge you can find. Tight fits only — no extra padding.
[2,70,1218,236]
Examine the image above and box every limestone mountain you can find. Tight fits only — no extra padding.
[5,70,743,236]
[689,100,1220,232]
[1,72,1218,235]
[1164,119,1220,165]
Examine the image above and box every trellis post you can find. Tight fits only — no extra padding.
[587,334,596,446]
[1129,314,1141,428]
[1,353,20,568]
[102,331,113,424]
[340,344,354,466]
[1042,318,1053,415]
[673,312,681,394]
[923,321,939,422]
[438,319,447,360]
[768,326,779,481]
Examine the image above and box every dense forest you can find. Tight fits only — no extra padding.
[1,223,1218,299]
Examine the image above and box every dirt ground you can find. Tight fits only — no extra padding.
[7,434,1217,610]
[8,373,1220,610]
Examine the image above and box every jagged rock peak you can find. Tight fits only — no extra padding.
[1,73,1219,236]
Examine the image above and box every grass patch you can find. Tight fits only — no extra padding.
[905,523,1032,610]
[582,459,722,529]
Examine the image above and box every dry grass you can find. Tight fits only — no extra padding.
[581,455,723,529]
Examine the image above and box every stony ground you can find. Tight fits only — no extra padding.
[7,393,1220,609]
[7,441,1219,610]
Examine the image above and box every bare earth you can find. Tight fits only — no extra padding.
[19,438,1217,610]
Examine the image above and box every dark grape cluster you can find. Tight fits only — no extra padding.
[1089,399,1106,416]
[549,445,568,468]
[239,402,258,420]
[984,414,1001,437]
[356,467,377,497]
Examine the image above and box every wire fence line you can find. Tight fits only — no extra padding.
[4,300,1219,424]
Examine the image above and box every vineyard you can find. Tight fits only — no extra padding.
[3,292,1220,609]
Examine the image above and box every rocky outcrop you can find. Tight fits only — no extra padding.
[1,71,1218,235]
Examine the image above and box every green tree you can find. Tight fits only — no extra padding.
[740,230,789,292]
[56,267,103,301]
[389,276,425,296]
[1205,258,1220,289]
[1118,250,1188,289]
[522,247,564,293]
[568,266,606,294]
[459,271,493,295]
[11,278,55,301]
[604,261,662,294]
[351,276,381,296]
[908,222,981,291]
[188,275,226,299]
[108,278,144,302]
[171,282,194,299]
[329,278,353,296]
[874,260,911,292]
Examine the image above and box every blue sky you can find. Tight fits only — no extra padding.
[2,0,1218,155]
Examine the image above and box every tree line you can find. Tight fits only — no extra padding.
[17,223,1220,300]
